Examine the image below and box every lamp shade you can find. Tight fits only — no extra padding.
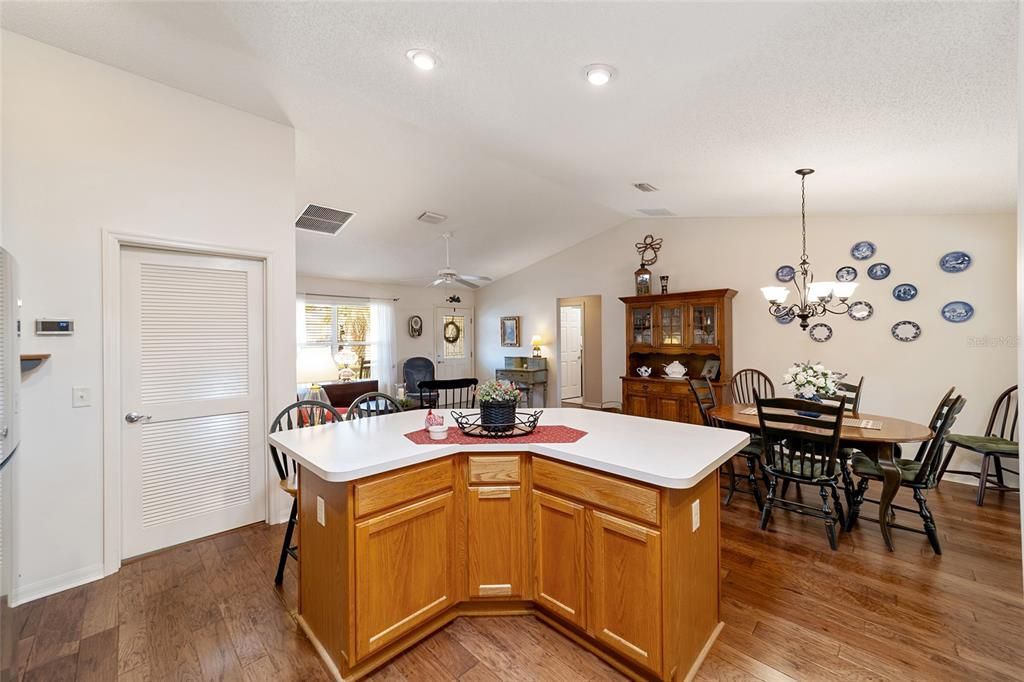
[832,281,858,299]
[296,346,338,385]
[760,286,790,304]
[530,335,542,346]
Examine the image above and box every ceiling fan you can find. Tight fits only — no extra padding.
[426,232,493,290]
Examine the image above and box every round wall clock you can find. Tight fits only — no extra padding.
[408,315,423,337]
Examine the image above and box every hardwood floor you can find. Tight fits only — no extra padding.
[13,480,1022,681]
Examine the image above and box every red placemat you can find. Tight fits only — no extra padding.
[404,425,587,445]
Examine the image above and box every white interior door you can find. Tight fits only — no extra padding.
[435,306,474,380]
[120,247,265,559]
[560,305,583,400]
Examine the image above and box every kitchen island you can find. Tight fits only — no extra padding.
[268,408,748,681]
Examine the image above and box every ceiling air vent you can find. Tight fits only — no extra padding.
[295,204,355,236]
[636,208,676,217]
[633,183,659,193]
[417,211,448,225]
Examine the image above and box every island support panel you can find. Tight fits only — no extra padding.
[296,453,721,681]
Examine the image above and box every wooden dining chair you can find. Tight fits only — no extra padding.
[688,378,763,510]
[817,376,864,416]
[346,392,404,420]
[755,392,847,550]
[939,385,1018,505]
[730,368,775,403]
[268,400,343,585]
[847,390,965,554]
[417,378,478,409]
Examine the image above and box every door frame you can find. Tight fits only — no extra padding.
[555,296,602,409]
[101,231,275,576]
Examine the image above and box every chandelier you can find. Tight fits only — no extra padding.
[761,169,857,330]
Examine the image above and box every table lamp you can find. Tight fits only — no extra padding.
[334,347,359,382]
[296,346,338,402]
[531,335,542,358]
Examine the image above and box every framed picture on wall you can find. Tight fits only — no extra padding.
[700,359,720,380]
[500,316,521,347]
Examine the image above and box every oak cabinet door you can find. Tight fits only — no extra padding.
[624,392,650,418]
[532,490,586,627]
[652,396,684,422]
[589,510,663,673]
[354,491,456,660]
[468,486,525,599]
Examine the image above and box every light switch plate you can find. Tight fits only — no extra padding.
[72,386,91,408]
[691,499,700,532]
[316,496,326,526]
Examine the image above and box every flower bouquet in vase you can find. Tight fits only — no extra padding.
[781,362,840,418]
[477,379,521,433]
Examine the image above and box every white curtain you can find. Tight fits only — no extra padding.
[369,300,397,395]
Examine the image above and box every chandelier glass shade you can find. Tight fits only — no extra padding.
[761,169,857,330]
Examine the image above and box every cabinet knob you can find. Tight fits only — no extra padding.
[642,384,649,392]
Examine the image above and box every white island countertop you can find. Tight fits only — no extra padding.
[269,408,750,489]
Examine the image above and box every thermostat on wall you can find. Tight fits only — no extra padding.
[35,319,74,335]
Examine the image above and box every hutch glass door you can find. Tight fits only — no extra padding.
[689,304,718,347]
[630,306,654,347]
[657,304,683,347]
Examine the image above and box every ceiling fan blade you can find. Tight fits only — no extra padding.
[458,275,493,283]
[453,277,480,289]
[429,278,446,287]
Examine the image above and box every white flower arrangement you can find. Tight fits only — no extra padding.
[781,362,841,400]
[477,379,521,404]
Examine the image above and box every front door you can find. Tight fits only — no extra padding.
[559,305,583,400]
[434,306,474,380]
[120,247,266,558]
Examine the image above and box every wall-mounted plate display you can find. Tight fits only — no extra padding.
[867,263,891,280]
[836,266,857,282]
[939,251,971,273]
[808,323,833,342]
[892,283,918,301]
[847,301,874,321]
[851,241,876,260]
[775,265,796,282]
[775,309,795,324]
[891,320,922,342]
[941,301,974,323]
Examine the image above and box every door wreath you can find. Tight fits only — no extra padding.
[443,320,461,344]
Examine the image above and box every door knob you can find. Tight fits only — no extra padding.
[0,427,7,439]
[124,412,152,424]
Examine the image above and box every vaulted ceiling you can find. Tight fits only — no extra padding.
[2,1,1017,284]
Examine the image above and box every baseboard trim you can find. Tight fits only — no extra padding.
[683,621,724,682]
[296,614,345,681]
[12,562,104,606]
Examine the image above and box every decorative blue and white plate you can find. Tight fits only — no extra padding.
[775,265,796,282]
[867,263,891,280]
[892,283,918,302]
[941,301,974,323]
[836,266,857,282]
[851,241,876,260]
[808,323,833,343]
[847,301,873,321]
[939,251,971,273]
[891,320,921,342]
[775,309,795,324]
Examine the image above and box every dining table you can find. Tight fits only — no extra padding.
[708,403,933,551]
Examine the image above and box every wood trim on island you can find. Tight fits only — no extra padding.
[297,452,722,681]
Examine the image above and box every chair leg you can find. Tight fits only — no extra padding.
[846,477,870,532]
[977,454,992,506]
[935,444,958,488]
[760,477,777,530]
[830,484,847,533]
[820,486,838,551]
[993,456,1006,489]
[914,488,941,555]
[746,454,764,511]
[722,459,737,506]
[839,459,856,515]
[780,479,790,500]
[275,498,298,586]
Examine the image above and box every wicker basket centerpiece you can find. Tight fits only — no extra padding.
[476,379,522,433]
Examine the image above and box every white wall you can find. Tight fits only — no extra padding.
[477,214,1017,482]
[297,275,477,382]
[2,32,296,602]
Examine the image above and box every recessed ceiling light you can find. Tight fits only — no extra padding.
[406,49,438,71]
[585,64,614,86]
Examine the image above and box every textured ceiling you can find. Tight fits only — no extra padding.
[2,1,1017,284]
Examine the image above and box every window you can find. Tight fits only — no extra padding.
[302,300,372,375]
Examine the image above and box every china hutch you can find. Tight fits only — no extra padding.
[620,289,736,425]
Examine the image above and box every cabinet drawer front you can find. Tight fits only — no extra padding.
[468,455,521,484]
[532,458,660,526]
[354,458,453,518]
[496,370,530,383]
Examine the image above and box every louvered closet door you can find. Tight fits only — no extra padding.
[120,247,265,558]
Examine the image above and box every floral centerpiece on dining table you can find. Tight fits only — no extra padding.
[781,362,843,416]
[476,379,522,433]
